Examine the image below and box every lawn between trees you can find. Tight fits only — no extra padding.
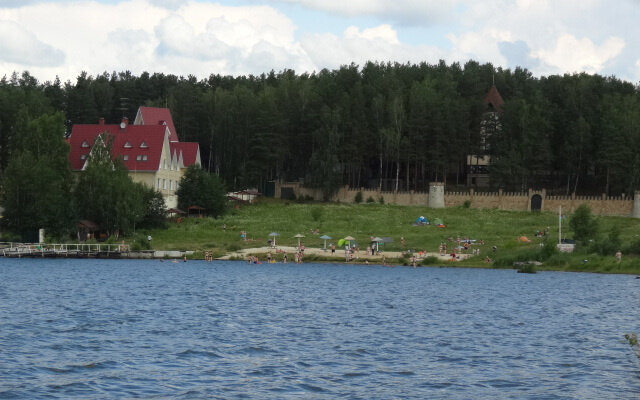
[143,200,640,274]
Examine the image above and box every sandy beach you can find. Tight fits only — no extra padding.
[218,246,470,262]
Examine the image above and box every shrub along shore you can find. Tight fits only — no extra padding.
[140,200,640,274]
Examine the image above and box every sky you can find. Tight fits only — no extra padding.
[0,0,638,83]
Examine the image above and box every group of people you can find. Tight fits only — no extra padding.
[247,249,304,264]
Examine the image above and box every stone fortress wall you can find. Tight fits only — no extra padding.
[275,182,637,217]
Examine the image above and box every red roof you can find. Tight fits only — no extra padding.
[170,142,200,168]
[68,124,167,171]
[136,106,179,142]
[483,85,504,112]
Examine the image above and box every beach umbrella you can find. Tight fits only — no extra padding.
[319,234,332,249]
[344,235,355,247]
[268,232,280,246]
[294,233,305,247]
[371,237,384,252]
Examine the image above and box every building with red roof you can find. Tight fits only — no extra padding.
[134,106,180,142]
[68,107,201,208]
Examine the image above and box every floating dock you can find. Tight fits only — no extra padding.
[0,243,193,259]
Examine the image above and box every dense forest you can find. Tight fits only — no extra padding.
[0,60,639,196]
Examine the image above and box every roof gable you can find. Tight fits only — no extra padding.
[68,124,167,171]
[483,85,504,112]
[135,106,179,142]
[170,142,200,168]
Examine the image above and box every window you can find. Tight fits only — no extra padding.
[123,155,129,161]
[80,154,87,160]
[140,141,148,148]
[142,155,148,161]
[162,179,166,190]
[136,155,148,161]
[124,141,132,148]
[136,155,142,161]
[157,178,160,188]
[81,140,90,148]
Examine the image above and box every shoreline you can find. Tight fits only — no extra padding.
[3,244,638,275]
[216,245,471,262]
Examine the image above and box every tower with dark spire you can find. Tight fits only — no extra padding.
[466,84,504,188]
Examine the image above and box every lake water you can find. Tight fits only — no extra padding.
[0,259,639,399]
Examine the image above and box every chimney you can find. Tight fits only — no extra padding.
[98,117,105,125]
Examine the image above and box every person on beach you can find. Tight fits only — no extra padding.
[283,253,288,263]
[616,250,622,262]
[267,252,272,263]
[331,244,336,254]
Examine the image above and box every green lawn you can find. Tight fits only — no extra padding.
[142,199,640,274]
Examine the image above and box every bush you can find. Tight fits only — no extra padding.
[590,226,622,256]
[378,196,385,204]
[421,256,439,265]
[131,234,152,251]
[539,238,558,259]
[463,200,471,209]
[623,238,640,255]
[569,204,599,244]
[366,196,375,203]
[177,165,227,218]
[311,207,324,222]
[354,191,363,203]
[226,243,241,252]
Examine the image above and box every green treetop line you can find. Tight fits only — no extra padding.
[0,60,639,196]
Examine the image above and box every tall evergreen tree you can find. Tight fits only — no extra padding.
[1,112,75,240]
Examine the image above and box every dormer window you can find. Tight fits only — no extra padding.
[124,142,132,148]
[140,141,148,148]
[81,140,90,148]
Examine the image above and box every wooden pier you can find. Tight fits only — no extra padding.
[0,242,131,258]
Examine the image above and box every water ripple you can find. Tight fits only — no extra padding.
[0,259,639,399]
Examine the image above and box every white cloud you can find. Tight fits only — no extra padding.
[447,29,513,66]
[277,0,459,24]
[301,25,442,69]
[532,34,625,74]
[0,0,638,82]
[0,19,64,66]
[0,0,315,80]
[344,24,399,45]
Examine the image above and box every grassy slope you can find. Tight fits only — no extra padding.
[145,199,640,274]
